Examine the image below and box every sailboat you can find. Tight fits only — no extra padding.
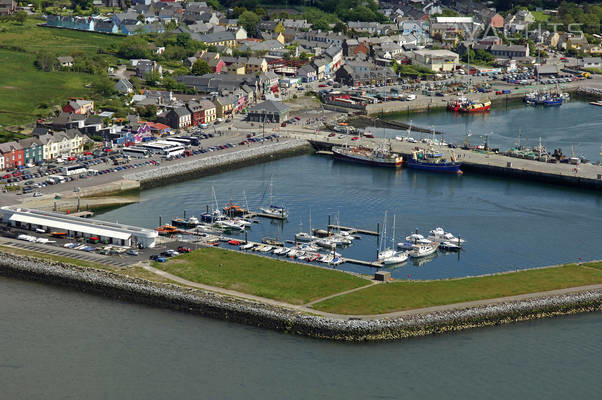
[295,209,317,242]
[260,177,288,218]
[378,214,408,265]
[200,186,226,223]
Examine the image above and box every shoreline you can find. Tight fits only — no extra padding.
[1,250,599,342]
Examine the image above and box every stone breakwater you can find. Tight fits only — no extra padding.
[124,140,311,188]
[1,251,600,342]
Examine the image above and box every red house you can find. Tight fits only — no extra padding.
[62,99,94,114]
[208,58,226,74]
[0,141,24,169]
[186,100,204,126]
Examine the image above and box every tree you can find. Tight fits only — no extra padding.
[14,11,26,25]
[239,10,260,35]
[333,22,348,35]
[72,0,93,10]
[34,51,57,72]
[191,59,211,75]
[116,37,150,59]
[145,71,162,85]
[91,77,116,97]
[136,104,158,118]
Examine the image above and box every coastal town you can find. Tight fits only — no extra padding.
[0,0,601,358]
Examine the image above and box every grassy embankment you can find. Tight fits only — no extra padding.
[153,247,370,305]
[313,262,602,315]
[0,18,123,138]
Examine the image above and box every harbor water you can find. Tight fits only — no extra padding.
[383,100,602,162]
[92,101,602,279]
[1,277,600,399]
[97,152,602,280]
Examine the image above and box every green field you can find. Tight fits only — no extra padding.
[0,17,124,137]
[531,11,550,22]
[312,262,602,315]
[153,247,370,305]
[0,50,93,127]
[0,17,123,56]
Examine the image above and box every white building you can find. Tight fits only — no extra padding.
[0,206,158,248]
[412,49,459,72]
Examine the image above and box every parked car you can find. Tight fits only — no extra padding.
[177,246,192,253]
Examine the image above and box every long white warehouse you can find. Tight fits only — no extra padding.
[0,206,158,248]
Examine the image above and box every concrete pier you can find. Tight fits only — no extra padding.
[289,132,602,190]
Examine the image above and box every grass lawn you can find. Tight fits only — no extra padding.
[153,247,370,305]
[312,262,602,315]
[531,11,550,22]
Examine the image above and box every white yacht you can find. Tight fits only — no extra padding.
[427,227,465,244]
[405,233,432,244]
[239,242,254,250]
[408,243,439,258]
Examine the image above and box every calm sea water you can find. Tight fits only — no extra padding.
[383,100,602,162]
[97,153,602,280]
[1,277,600,400]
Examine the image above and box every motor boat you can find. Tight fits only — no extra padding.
[428,227,465,244]
[439,241,462,251]
[299,243,320,253]
[257,245,273,253]
[320,254,334,264]
[408,243,439,258]
[272,247,288,255]
[239,242,254,250]
[397,242,414,250]
[405,233,432,244]
[331,257,344,265]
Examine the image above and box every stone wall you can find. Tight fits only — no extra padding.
[1,251,600,342]
[124,140,312,188]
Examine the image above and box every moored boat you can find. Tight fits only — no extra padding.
[332,143,403,168]
[406,149,462,174]
[408,242,439,258]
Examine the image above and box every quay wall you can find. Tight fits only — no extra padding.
[0,251,600,342]
[307,139,602,190]
[124,140,312,188]
[461,162,602,190]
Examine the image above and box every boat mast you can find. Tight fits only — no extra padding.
[268,176,273,206]
[243,190,249,212]
[391,215,396,250]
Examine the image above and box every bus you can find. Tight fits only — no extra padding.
[163,145,185,157]
[179,136,201,146]
[122,147,150,158]
[165,137,192,147]
[62,164,87,176]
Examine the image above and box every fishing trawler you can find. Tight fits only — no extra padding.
[331,142,403,168]
[407,148,462,174]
